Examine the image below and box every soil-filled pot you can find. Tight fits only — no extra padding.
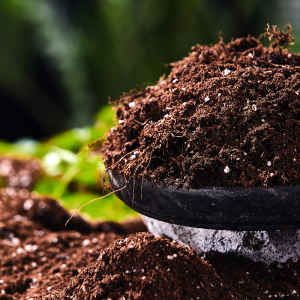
[103,27,300,264]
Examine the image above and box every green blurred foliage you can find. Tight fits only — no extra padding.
[0,105,138,222]
[1,0,297,138]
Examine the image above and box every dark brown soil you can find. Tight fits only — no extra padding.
[0,156,43,190]
[1,157,300,299]
[102,28,300,188]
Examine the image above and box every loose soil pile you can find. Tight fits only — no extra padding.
[102,26,300,188]
[0,158,300,299]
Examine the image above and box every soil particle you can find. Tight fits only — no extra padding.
[102,30,300,188]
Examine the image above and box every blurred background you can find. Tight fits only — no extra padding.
[1,0,299,142]
[0,0,299,222]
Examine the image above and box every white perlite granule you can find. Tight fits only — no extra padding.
[224,166,230,173]
[223,68,231,76]
[142,216,300,265]
[129,102,136,108]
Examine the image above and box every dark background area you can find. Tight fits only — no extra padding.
[0,0,299,141]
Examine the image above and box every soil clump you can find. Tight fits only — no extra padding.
[102,27,300,188]
[1,157,300,299]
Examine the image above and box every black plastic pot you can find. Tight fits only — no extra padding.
[108,171,300,231]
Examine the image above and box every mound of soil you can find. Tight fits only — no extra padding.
[1,190,300,300]
[102,27,300,188]
[0,157,300,299]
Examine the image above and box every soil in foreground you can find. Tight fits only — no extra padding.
[0,157,300,299]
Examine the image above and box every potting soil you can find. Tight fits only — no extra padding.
[102,26,300,188]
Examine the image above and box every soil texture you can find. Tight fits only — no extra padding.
[102,27,300,188]
[0,157,300,299]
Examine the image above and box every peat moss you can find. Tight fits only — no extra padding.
[102,26,300,188]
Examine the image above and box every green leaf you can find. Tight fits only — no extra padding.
[34,176,62,196]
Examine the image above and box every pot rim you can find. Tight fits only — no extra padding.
[108,171,300,231]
